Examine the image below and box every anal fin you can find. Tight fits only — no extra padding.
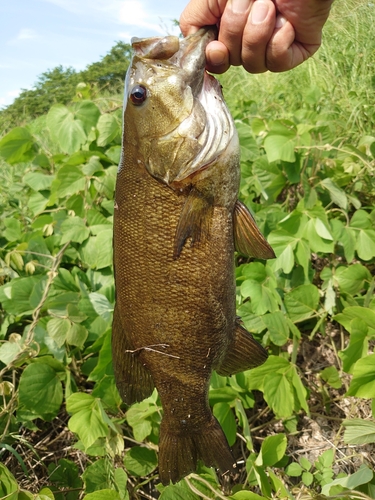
[234,200,275,259]
[112,304,154,405]
[216,320,268,376]
[173,187,213,259]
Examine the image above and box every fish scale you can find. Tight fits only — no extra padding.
[112,27,275,485]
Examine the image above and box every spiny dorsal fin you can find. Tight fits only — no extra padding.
[233,200,275,259]
[173,188,214,259]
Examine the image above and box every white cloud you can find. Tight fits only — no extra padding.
[17,28,38,40]
[7,29,39,45]
[40,0,181,34]
[118,1,165,34]
[0,89,21,107]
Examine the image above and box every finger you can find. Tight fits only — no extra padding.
[217,0,254,67]
[206,40,230,73]
[180,0,224,36]
[266,16,319,71]
[240,0,276,73]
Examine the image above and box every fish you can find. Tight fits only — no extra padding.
[112,27,275,486]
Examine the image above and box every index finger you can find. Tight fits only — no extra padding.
[180,0,225,36]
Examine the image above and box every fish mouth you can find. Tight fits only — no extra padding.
[132,27,216,75]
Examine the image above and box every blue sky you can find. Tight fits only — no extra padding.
[0,0,186,108]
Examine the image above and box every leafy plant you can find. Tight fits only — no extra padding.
[1,0,375,498]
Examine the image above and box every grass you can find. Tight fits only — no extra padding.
[220,0,375,141]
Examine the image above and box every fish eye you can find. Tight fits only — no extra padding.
[130,85,147,105]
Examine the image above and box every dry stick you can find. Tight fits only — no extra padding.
[186,474,230,500]
[25,240,71,345]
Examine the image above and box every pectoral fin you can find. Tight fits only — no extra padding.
[216,320,268,376]
[173,187,213,259]
[112,304,154,405]
[233,200,275,259]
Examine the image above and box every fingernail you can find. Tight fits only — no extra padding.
[208,49,227,66]
[251,1,269,24]
[275,15,286,29]
[231,0,250,15]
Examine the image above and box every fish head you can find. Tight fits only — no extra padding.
[122,28,237,186]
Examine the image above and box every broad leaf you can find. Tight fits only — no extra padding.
[18,363,63,419]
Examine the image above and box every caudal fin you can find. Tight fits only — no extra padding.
[158,417,236,485]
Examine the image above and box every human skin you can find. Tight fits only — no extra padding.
[180,0,334,73]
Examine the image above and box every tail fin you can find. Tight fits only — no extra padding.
[158,417,236,485]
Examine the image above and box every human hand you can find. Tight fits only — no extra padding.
[179,0,334,74]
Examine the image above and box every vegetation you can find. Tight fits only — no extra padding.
[0,0,375,498]
[0,41,132,133]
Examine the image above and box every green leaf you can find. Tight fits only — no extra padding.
[55,165,86,198]
[320,177,348,209]
[66,392,95,414]
[356,229,375,260]
[335,263,371,295]
[320,366,342,389]
[284,284,320,322]
[0,276,41,315]
[262,311,289,346]
[48,458,82,489]
[302,471,314,486]
[84,490,121,500]
[303,219,334,253]
[18,363,63,419]
[339,318,368,373]
[97,114,120,147]
[285,462,303,477]
[123,446,157,477]
[75,100,100,134]
[60,216,90,244]
[321,464,373,496]
[263,372,294,418]
[68,399,109,449]
[213,403,237,446]
[255,433,287,466]
[231,492,264,500]
[264,132,296,163]
[80,229,113,269]
[334,306,375,337]
[245,355,290,391]
[47,104,87,154]
[47,317,71,347]
[126,397,160,442]
[0,126,35,164]
[159,481,200,500]
[82,458,114,493]
[28,191,50,215]
[3,218,22,242]
[66,322,88,348]
[89,292,113,323]
[105,145,121,164]
[347,354,375,398]
[0,464,18,500]
[343,419,375,445]
[24,172,54,192]
[240,280,278,315]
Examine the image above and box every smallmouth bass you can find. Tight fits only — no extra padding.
[112,27,275,485]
